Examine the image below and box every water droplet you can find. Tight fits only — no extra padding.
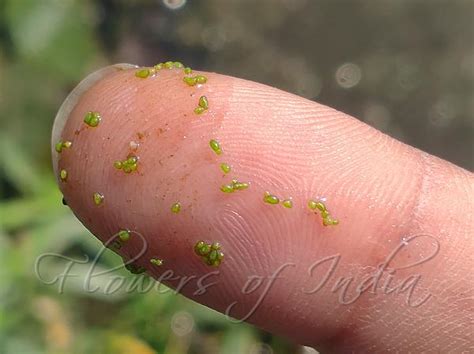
[170,311,194,336]
[162,0,186,10]
[335,63,362,88]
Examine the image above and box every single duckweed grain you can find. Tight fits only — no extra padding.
[60,169,68,181]
[93,192,104,206]
[308,200,317,210]
[84,111,101,127]
[194,107,206,115]
[220,163,231,174]
[174,62,184,68]
[194,240,224,267]
[118,229,130,242]
[209,139,222,155]
[196,75,207,84]
[282,199,293,208]
[171,202,181,214]
[135,68,151,78]
[198,96,208,109]
[263,192,279,205]
[315,202,326,212]
[183,76,197,86]
[55,142,63,153]
[150,258,163,266]
[154,63,163,70]
[184,67,192,74]
[220,184,234,193]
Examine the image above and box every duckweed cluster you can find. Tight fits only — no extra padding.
[220,179,249,193]
[83,111,101,127]
[114,154,139,173]
[194,241,224,267]
[55,140,72,153]
[194,95,209,115]
[183,75,207,86]
[263,193,295,209]
[308,199,339,226]
[135,61,186,79]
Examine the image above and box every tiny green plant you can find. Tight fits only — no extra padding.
[118,229,130,242]
[83,111,101,127]
[209,139,222,155]
[55,140,72,153]
[220,163,231,174]
[135,68,151,78]
[282,199,293,208]
[136,61,186,79]
[114,154,139,174]
[220,179,249,193]
[59,169,68,182]
[194,240,224,267]
[263,192,279,205]
[183,74,208,86]
[171,202,181,214]
[93,192,104,206]
[150,258,164,266]
[308,199,339,226]
[194,95,209,115]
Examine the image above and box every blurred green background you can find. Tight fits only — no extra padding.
[0,0,472,353]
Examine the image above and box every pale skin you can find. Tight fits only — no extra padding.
[52,65,473,352]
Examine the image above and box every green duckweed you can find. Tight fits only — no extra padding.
[171,202,181,214]
[84,111,101,127]
[263,192,279,205]
[93,192,104,205]
[194,240,224,267]
[209,139,222,155]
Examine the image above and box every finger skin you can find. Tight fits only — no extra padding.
[53,66,473,352]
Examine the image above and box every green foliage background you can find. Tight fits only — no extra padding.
[0,0,472,353]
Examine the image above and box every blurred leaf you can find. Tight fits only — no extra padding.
[0,134,44,196]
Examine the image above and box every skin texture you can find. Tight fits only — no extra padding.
[53,66,473,352]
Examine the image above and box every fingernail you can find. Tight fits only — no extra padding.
[51,63,138,175]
